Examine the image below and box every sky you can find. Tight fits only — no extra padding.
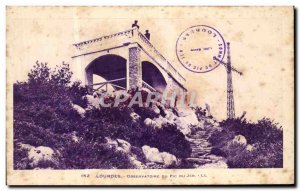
[7,6,294,125]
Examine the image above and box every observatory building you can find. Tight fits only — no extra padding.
[72,27,186,94]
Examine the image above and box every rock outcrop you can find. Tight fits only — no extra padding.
[18,143,58,168]
[142,145,177,166]
[232,135,247,146]
[75,91,228,169]
[174,108,199,135]
[105,138,145,169]
[130,112,141,123]
[246,144,255,152]
[71,103,86,118]
[144,118,158,128]
[85,94,101,109]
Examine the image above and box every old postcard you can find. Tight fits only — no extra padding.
[6,6,294,185]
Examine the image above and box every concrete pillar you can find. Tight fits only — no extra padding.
[85,67,93,86]
[128,45,142,90]
[85,67,93,93]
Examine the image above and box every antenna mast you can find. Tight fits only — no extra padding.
[226,42,235,119]
[214,42,242,119]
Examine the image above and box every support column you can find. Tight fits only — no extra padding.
[85,67,93,93]
[128,45,142,90]
[85,67,93,86]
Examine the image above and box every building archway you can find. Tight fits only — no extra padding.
[142,61,167,93]
[86,54,127,91]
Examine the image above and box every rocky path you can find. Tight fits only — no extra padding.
[183,127,228,168]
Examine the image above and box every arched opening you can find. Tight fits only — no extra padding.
[86,54,127,92]
[142,61,167,93]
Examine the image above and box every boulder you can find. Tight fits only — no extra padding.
[130,112,141,123]
[18,143,58,167]
[232,135,247,146]
[154,115,175,128]
[18,143,33,151]
[85,94,101,109]
[117,141,147,169]
[105,137,118,149]
[176,108,199,125]
[152,116,164,128]
[160,152,177,166]
[71,131,80,143]
[116,139,131,153]
[144,118,159,128]
[104,138,145,169]
[164,109,176,122]
[151,105,161,115]
[142,145,177,166]
[105,138,133,154]
[173,108,199,134]
[87,91,116,108]
[246,144,255,152]
[92,91,100,98]
[173,117,192,135]
[71,103,86,118]
[196,120,205,129]
[142,145,164,164]
[212,121,220,128]
[129,156,145,169]
[28,146,56,167]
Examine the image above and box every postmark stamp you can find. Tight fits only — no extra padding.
[176,25,226,73]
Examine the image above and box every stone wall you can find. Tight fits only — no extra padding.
[165,75,187,106]
[128,46,142,90]
[166,75,187,94]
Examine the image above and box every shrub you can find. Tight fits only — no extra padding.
[58,141,134,169]
[210,118,283,168]
[14,61,191,169]
[13,62,132,169]
[152,124,191,158]
[194,106,206,120]
[13,143,32,170]
[77,106,191,158]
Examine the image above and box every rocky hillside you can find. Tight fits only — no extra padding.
[14,84,228,169]
[13,62,283,169]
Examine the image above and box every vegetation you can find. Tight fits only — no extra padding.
[13,62,190,169]
[209,118,283,168]
[13,61,283,169]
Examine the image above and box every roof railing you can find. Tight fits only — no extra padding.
[73,28,186,83]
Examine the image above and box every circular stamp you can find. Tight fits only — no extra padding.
[176,25,226,73]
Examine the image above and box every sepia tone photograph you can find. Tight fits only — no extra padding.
[6,6,294,185]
